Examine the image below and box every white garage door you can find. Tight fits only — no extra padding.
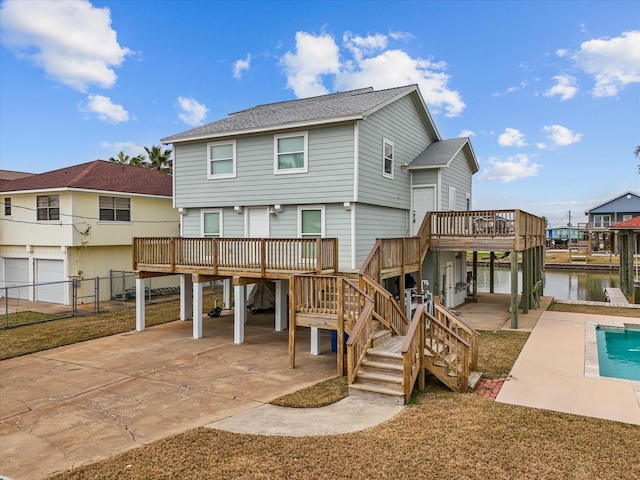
[35,259,66,303]
[4,258,29,299]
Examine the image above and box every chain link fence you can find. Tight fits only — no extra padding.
[1,272,186,329]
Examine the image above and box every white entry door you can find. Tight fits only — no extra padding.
[247,208,270,238]
[412,186,436,235]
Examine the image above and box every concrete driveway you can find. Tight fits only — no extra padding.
[0,311,336,480]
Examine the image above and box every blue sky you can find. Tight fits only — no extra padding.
[1,0,638,228]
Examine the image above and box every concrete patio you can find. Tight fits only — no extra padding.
[0,311,337,480]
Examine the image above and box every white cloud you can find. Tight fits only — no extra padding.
[459,129,475,137]
[388,30,414,41]
[281,30,466,117]
[537,143,547,150]
[101,140,146,158]
[281,31,341,97]
[498,128,527,147]
[572,30,640,97]
[177,97,209,126]
[0,0,131,91]
[478,154,541,182]
[556,49,569,57]
[543,124,583,146]
[544,75,578,101]
[83,95,128,123]
[233,54,251,79]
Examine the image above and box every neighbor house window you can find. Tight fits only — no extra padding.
[383,138,394,179]
[208,140,236,179]
[593,215,610,228]
[3,197,11,216]
[299,206,324,259]
[37,195,59,221]
[274,132,308,174]
[99,196,131,222]
[202,210,222,237]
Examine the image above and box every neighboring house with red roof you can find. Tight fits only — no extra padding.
[0,160,179,304]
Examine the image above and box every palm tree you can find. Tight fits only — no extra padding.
[144,145,173,174]
[635,145,640,173]
[108,151,146,167]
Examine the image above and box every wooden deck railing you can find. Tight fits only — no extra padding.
[359,275,408,336]
[430,210,546,240]
[424,309,470,392]
[133,237,338,275]
[346,302,375,384]
[433,299,479,371]
[401,304,426,403]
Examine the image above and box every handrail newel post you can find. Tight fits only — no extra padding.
[212,238,218,275]
[336,278,345,376]
[170,238,175,271]
[316,238,323,274]
[260,239,266,277]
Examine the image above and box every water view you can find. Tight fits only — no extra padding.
[475,266,639,304]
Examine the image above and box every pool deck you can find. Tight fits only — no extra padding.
[496,310,640,426]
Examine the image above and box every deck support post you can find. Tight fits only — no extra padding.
[223,278,232,309]
[288,277,296,369]
[522,250,530,314]
[510,252,518,329]
[135,277,146,332]
[193,281,203,339]
[180,274,193,321]
[275,279,288,331]
[234,285,246,344]
[310,328,320,355]
[489,252,495,294]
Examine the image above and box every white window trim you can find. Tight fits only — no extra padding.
[297,205,325,238]
[36,194,60,222]
[3,197,11,217]
[382,137,394,179]
[274,131,308,175]
[97,195,132,224]
[201,209,223,237]
[207,140,237,180]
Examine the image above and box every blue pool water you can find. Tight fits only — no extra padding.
[596,326,640,381]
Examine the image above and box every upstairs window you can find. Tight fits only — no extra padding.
[383,138,394,179]
[593,215,611,228]
[275,132,308,174]
[99,196,131,222]
[448,186,457,211]
[208,140,236,179]
[299,207,324,259]
[202,210,222,237]
[3,197,11,216]
[37,195,60,221]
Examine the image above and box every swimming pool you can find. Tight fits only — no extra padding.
[596,326,640,382]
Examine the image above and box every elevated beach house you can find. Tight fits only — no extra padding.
[0,160,179,304]
[133,85,545,404]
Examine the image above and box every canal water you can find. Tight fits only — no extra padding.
[475,266,640,304]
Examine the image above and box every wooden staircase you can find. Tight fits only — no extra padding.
[348,332,406,405]
[424,338,482,392]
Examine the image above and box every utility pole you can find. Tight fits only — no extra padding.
[568,210,572,261]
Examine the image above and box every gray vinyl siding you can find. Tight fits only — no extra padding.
[411,170,438,187]
[440,150,473,211]
[355,203,409,265]
[358,95,435,208]
[173,124,355,209]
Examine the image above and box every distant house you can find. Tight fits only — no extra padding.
[0,169,33,188]
[546,226,587,248]
[581,191,640,252]
[0,160,179,304]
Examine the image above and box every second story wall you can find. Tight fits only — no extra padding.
[357,94,435,208]
[440,149,473,211]
[174,123,356,209]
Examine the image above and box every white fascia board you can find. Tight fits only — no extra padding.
[162,115,364,144]
[2,187,173,199]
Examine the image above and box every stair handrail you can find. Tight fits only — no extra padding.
[433,299,479,371]
[416,212,432,261]
[400,304,426,403]
[424,310,471,392]
[345,301,375,384]
[359,274,408,336]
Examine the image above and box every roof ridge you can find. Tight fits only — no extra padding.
[67,160,101,187]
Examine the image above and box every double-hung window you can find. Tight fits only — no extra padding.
[202,210,222,238]
[208,140,236,179]
[448,187,457,211]
[593,215,610,229]
[383,138,394,179]
[275,132,308,174]
[299,207,324,259]
[37,195,60,221]
[3,197,11,216]
[99,196,131,222]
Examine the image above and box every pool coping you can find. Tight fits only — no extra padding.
[585,321,640,402]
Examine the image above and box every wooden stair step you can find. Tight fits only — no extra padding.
[361,359,403,372]
[371,336,405,355]
[348,384,405,405]
[356,370,403,385]
[468,371,483,391]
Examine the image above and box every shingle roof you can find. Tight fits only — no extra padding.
[409,137,479,172]
[0,170,33,182]
[162,85,421,143]
[610,216,640,230]
[0,160,173,197]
